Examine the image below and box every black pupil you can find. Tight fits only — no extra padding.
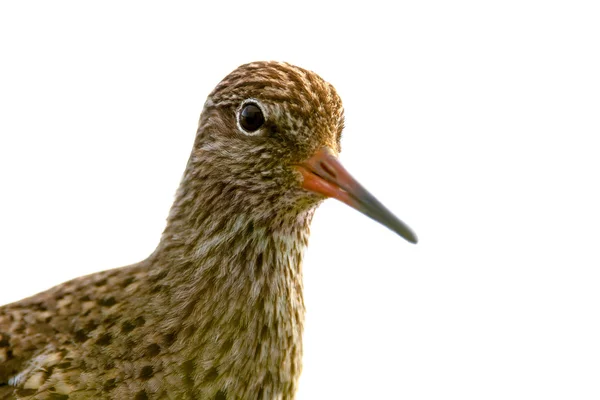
[239,104,265,132]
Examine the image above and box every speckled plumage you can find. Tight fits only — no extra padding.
[0,62,344,400]
[1,61,417,400]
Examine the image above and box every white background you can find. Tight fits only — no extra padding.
[1,1,599,399]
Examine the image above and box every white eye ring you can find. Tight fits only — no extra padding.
[236,98,267,135]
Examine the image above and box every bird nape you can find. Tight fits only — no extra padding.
[0,61,417,400]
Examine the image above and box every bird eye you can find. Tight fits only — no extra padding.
[238,102,265,134]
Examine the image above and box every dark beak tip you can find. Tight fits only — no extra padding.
[388,218,418,244]
[401,230,418,244]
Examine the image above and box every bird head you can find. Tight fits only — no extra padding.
[183,61,417,243]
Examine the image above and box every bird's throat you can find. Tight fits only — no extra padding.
[149,208,314,396]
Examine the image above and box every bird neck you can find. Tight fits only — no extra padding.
[147,181,314,394]
[152,204,313,322]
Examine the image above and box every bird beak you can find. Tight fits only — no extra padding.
[294,147,418,244]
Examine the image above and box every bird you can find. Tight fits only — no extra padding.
[0,61,417,400]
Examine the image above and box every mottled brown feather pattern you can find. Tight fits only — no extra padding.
[0,62,344,399]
